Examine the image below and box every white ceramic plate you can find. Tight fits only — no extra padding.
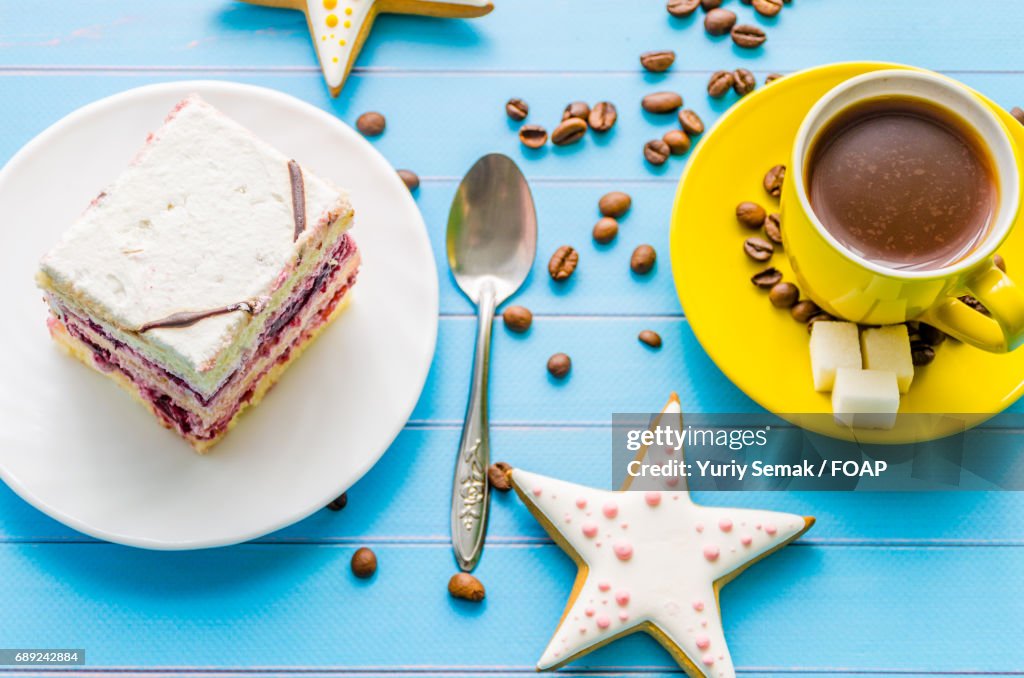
[0,81,439,549]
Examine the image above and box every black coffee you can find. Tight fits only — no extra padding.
[808,96,996,271]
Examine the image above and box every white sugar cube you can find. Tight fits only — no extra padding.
[861,325,914,394]
[832,368,900,430]
[809,321,862,392]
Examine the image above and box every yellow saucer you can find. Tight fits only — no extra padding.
[670,62,1024,442]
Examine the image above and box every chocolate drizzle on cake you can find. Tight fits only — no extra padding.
[136,298,266,333]
[288,159,306,241]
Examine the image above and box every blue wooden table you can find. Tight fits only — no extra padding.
[2,1,1023,675]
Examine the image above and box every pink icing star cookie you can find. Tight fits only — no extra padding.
[510,393,815,678]
[240,0,494,97]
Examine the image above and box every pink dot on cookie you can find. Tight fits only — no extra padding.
[613,542,634,561]
[692,600,705,612]
[765,523,778,535]
[702,654,715,666]
[696,634,710,650]
[576,498,587,509]
[603,502,619,519]
[703,545,720,561]
[598,581,611,592]
[582,523,599,538]
[596,614,611,629]
[532,487,543,497]
[645,491,662,507]
[741,535,753,546]
[615,591,630,606]
[719,518,733,532]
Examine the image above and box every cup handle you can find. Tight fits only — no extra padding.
[920,260,1024,353]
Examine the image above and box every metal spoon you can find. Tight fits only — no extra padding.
[447,153,537,572]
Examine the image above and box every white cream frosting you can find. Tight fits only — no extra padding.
[39,95,352,396]
[512,396,813,678]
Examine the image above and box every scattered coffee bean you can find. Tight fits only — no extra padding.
[631,244,657,274]
[397,169,420,192]
[589,101,618,132]
[764,212,782,244]
[678,109,705,135]
[552,117,588,146]
[505,98,529,121]
[960,294,989,315]
[911,341,936,366]
[765,73,784,84]
[751,266,783,288]
[599,191,632,217]
[743,236,774,262]
[733,68,756,96]
[644,138,671,165]
[487,461,513,492]
[663,129,691,155]
[753,0,783,16]
[701,0,722,9]
[502,305,533,333]
[707,70,735,98]
[918,322,947,346]
[642,91,684,114]
[1011,107,1024,125]
[592,217,619,244]
[547,353,572,379]
[995,253,1007,272]
[562,101,591,121]
[351,547,377,578]
[736,201,767,228]
[638,330,663,348]
[326,492,348,511]
[790,300,821,323]
[448,572,486,602]
[356,111,386,136]
[769,282,799,308]
[806,313,835,333]
[704,8,737,35]
[763,164,786,197]
[731,24,767,48]
[548,245,579,281]
[519,124,548,149]
[666,0,700,17]
[640,50,676,73]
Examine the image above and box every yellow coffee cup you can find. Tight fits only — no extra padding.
[782,69,1024,352]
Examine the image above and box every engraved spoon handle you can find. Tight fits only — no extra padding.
[451,280,496,572]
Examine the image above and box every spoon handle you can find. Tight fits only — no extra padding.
[451,280,496,572]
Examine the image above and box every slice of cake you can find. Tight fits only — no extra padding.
[37,95,360,452]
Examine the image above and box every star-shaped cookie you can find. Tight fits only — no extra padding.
[240,0,494,97]
[510,394,815,678]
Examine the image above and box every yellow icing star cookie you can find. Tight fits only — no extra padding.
[240,0,494,97]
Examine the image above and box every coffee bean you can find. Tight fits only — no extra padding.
[640,50,676,73]
[487,461,513,492]
[960,294,989,315]
[744,236,774,262]
[351,547,377,578]
[548,245,579,281]
[678,109,705,135]
[562,101,591,121]
[806,313,835,333]
[995,253,1007,272]
[518,124,548,149]
[701,0,722,8]
[765,73,784,85]
[790,300,821,323]
[1011,107,1024,125]
[448,573,486,602]
[589,101,618,132]
[751,266,782,288]
[731,24,767,48]
[638,330,663,348]
[599,191,632,217]
[592,217,619,244]
[397,169,420,192]
[763,164,786,197]
[769,282,799,308]
[911,341,936,366]
[356,111,386,136]
[502,305,533,333]
[552,117,588,146]
[753,0,783,16]
[326,492,348,511]
[707,70,735,98]
[704,8,737,35]
[631,244,657,274]
[733,68,756,96]
[547,353,572,379]
[666,0,700,17]
[642,91,684,114]
[736,201,766,228]
[918,322,947,346]
[505,98,529,121]
[663,130,692,155]
[764,212,782,243]
[644,139,671,165]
